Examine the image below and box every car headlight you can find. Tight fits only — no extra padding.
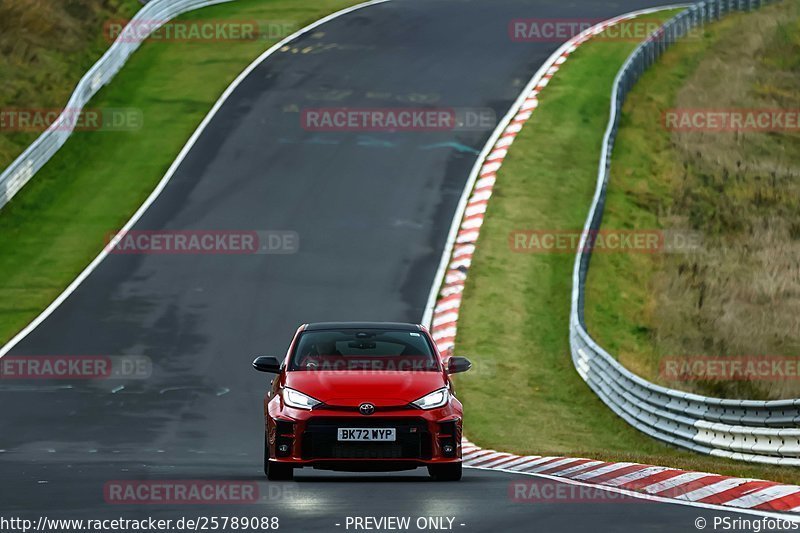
[282,388,321,410]
[411,387,449,409]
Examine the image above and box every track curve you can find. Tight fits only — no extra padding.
[0,0,759,531]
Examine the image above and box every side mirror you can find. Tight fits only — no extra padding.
[446,356,472,374]
[252,356,282,373]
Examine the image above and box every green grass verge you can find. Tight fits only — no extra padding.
[455,9,800,484]
[0,0,360,345]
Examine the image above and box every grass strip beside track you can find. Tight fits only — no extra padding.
[0,0,361,344]
[454,9,800,484]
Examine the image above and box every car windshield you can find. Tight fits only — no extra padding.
[289,329,439,372]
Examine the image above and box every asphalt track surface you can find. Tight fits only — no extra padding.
[0,1,761,531]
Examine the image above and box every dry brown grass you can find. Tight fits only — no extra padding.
[586,0,800,399]
[585,0,800,400]
[650,1,800,399]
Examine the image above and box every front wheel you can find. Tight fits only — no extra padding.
[265,432,294,480]
[428,462,462,481]
[266,460,294,481]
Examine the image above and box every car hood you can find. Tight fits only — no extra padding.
[284,371,446,407]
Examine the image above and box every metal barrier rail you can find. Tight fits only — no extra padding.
[0,0,234,210]
[569,0,800,465]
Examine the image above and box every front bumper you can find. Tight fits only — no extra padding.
[266,400,463,471]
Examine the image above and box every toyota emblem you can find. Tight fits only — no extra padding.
[359,403,375,415]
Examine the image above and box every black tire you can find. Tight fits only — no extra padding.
[427,462,462,481]
[266,460,294,481]
[264,432,294,480]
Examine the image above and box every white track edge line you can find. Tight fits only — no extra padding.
[0,0,391,359]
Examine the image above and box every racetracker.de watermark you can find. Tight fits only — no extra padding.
[660,356,800,382]
[293,357,497,376]
[508,18,681,42]
[300,107,496,132]
[105,230,299,255]
[104,19,297,43]
[0,355,151,380]
[663,109,800,132]
[0,108,142,132]
[508,480,688,503]
[104,481,260,504]
[508,229,702,254]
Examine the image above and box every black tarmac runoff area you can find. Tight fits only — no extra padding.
[0,1,763,531]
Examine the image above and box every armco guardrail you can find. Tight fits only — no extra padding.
[0,0,233,210]
[569,0,800,466]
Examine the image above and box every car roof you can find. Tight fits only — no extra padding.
[303,321,422,332]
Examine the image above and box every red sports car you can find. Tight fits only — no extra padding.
[252,322,471,481]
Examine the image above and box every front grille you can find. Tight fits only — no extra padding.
[302,418,431,460]
[329,443,404,459]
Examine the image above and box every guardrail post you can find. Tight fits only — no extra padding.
[671,20,678,47]
[649,39,654,68]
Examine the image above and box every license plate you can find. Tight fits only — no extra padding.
[337,428,396,442]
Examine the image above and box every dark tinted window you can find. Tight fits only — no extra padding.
[290,329,438,372]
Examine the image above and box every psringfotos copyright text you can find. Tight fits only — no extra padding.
[695,515,799,532]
